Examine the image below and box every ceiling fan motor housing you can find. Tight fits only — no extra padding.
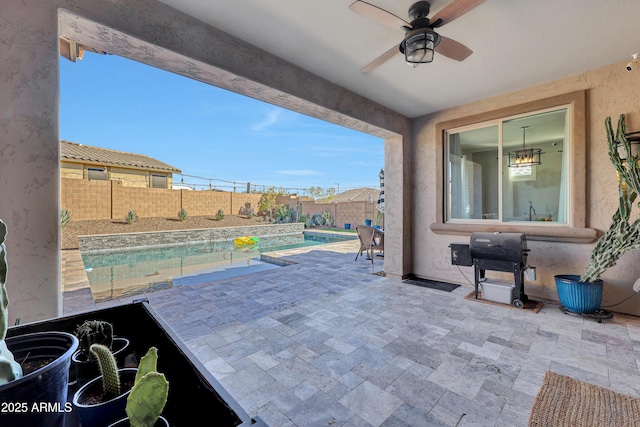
[408,1,431,20]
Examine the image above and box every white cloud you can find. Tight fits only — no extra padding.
[250,109,283,131]
[276,169,323,176]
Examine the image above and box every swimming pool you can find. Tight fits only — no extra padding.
[81,232,356,302]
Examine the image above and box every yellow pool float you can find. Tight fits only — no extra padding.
[233,236,259,248]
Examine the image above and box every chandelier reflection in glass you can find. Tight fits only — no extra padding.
[508,126,543,168]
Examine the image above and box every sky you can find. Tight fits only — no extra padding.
[60,53,383,194]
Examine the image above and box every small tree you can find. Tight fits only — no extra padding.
[258,188,278,218]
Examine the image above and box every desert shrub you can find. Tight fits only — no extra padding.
[312,213,323,226]
[246,207,255,219]
[216,209,225,220]
[321,210,333,227]
[239,202,253,216]
[178,209,188,222]
[305,216,315,228]
[125,210,138,224]
[298,213,310,227]
[274,204,296,224]
[60,209,72,228]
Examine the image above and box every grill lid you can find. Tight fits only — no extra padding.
[469,232,528,263]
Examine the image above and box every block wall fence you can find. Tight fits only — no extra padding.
[276,195,384,229]
[61,178,384,228]
[61,178,262,220]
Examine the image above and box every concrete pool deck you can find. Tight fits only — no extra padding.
[62,239,640,427]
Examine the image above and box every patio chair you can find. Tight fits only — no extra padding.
[355,225,384,273]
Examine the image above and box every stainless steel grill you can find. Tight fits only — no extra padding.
[469,232,529,308]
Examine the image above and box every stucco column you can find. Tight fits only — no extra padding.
[383,134,412,278]
[0,1,61,323]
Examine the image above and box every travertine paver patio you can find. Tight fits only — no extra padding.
[62,240,640,426]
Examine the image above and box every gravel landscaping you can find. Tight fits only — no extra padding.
[61,215,266,250]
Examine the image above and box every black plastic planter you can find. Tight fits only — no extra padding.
[72,337,131,387]
[72,368,137,427]
[6,300,267,427]
[0,331,78,427]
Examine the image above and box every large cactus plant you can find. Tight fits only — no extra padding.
[126,347,169,427]
[0,219,22,385]
[581,115,640,282]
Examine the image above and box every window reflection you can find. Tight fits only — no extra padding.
[446,108,568,224]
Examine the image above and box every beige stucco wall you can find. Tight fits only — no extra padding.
[1,0,410,323]
[60,162,83,179]
[412,61,640,316]
[62,161,173,188]
[110,167,148,188]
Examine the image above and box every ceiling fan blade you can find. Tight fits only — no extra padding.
[349,1,410,31]
[430,0,485,27]
[362,44,400,73]
[435,36,473,61]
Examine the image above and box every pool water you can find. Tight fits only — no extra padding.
[81,232,355,302]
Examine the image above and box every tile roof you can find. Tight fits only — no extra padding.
[60,140,181,173]
[320,187,380,203]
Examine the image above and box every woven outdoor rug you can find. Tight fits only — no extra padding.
[464,291,544,313]
[529,371,640,426]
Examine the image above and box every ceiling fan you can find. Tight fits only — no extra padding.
[349,0,485,72]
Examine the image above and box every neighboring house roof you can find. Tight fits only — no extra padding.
[321,188,380,203]
[61,140,181,173]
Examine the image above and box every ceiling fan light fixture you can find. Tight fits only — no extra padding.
[400,28,440,66]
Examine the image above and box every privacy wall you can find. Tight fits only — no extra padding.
[61,178,262,220]
[275,195,384,230]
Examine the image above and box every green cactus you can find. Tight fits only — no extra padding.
[581,115,640,282]
[126,347,169,427]
[0,220,23,385]
[90,343,120,398]
[75,320,114,360]
[177,208,188,222]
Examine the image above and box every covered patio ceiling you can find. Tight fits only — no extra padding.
[154,0,640,118]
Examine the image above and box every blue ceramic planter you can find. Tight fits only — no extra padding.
[554,274,603,314]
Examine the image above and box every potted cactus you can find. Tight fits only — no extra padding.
[110,347,169,427]
[72,343,138,427]
[72,319,131,386]
[555,114,640,313]
[0,219,79,427]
